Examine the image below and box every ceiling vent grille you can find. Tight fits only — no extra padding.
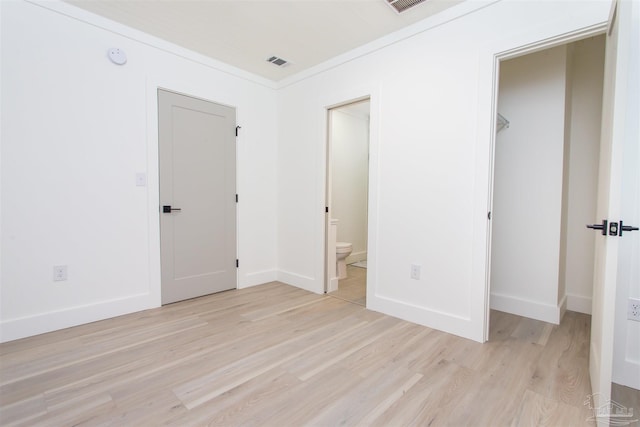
[386,0,428,13]
[267,56,289,67]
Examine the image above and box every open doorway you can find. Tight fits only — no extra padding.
[487,31,640,410]
[488,35,605,336]
[325,99,370,306]
[489,35,606,327]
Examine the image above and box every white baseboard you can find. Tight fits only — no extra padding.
[327,277,339,293]
[0,293,155,343]
[566,293,592,314]
[346,251,367,265]
[368,293,480,342]
[613,358,640,390]
[490,292,562,324]
[239,269,278,289]
[277,270,322,294]
[559,294,567,321]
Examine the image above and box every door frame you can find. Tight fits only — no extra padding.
[478,23,608,341]
[146,78,240,307]
[324,98,371,295]
[318,86,380,305]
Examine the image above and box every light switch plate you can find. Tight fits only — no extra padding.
[135,172,147,187]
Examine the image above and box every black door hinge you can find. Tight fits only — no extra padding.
[236,259,239,268]
[325,207,329,213]
[236,194,238,203]
[235,126,241,137]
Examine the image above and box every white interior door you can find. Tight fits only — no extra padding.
[589,0,638,414]
[158,89,237,305]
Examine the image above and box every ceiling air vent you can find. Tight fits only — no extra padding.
[386,0,428,13]
[267,56,289,67]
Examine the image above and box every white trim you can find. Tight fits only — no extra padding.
[0,294,153,343]
[368,293,476,341]
[613,357,640,390]
[277,270,320,294]
[327,277,339,294]
[239,269,278,289]
[567,293,593,314]
[346,251,367,265]
[490,292,564,324]
[559,294,568,322]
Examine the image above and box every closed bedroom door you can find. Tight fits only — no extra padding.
[158,89,237,305]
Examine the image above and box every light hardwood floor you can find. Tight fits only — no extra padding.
[0,282,597,426]
[329,265,366,306]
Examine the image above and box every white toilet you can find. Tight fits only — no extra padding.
[336,242,353,280]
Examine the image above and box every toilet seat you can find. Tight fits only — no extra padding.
[336,242,352,253]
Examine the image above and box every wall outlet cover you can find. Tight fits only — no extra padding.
[53,265,67,281]
[410,264,421,280]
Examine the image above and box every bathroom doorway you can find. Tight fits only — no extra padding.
[325,99,370,306]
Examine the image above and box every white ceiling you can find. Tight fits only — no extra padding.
[66,0,464,81]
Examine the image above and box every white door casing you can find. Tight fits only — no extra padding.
[158,89,237,305]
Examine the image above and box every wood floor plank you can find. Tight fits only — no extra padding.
[173,316,374,409]
[263,365,368,426]
[329,265,367,306]
[338,321,433,378]
[371,360,476,427]
[285,315,402,380]
[304,364,420,426]
[0,316,208,385]
[528,311,592,409]
[165,368,301,427]
[512,389,595,426]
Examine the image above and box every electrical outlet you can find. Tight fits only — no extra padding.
[411,264,421,280]
[53,265,67,281]
[135,172,147,187]
[629,298,640,322]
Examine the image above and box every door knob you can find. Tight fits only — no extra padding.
[620,220,639,236]
[586,219,608,236]
[162,205,182,213]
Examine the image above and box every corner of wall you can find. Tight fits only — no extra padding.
[239,270,279,289]
[566,293,592,314]
[490,292,564,324]
[276,270,323,295]
[368,294,483,342]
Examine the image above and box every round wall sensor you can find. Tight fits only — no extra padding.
[108,48,127,65]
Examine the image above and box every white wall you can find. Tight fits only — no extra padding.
[277,0,610,341]
[0,0,278,342]
[490,46,569,323]
[565,36,605,314]
[330,107,369,264]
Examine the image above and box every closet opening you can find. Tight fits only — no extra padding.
[488,35,605,335]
